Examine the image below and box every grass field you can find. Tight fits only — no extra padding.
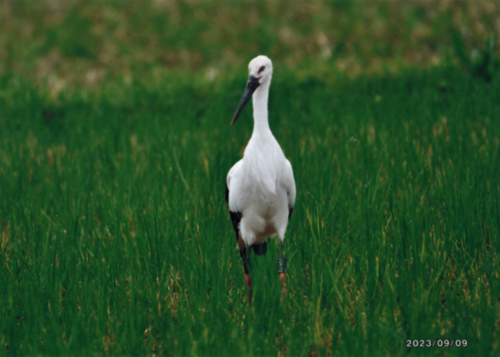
[1,0,500,356]
[2,0,500,88]
[1,65,499,355]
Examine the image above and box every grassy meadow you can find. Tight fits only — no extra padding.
[1,1,500,356]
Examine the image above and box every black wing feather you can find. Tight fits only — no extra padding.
[229,210,242,241]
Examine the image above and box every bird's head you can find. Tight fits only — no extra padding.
[231,55,273,126]
[248,55,273,85]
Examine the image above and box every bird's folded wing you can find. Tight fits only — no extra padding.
[226,159,243,212]
[283,159,296,216]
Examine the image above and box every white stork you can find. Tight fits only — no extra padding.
[225,55,296,300]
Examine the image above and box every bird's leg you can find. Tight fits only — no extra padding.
[238,237,252,303]
[240,249,251,288]
[278,241,287,297]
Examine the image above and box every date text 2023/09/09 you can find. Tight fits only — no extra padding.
[407,340,468,348]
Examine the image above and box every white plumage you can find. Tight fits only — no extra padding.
[226,55,295,296]
[227,148,295,247]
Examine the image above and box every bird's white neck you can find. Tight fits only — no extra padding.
[252,81,271,135]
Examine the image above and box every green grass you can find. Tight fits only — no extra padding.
[1,0,499,88]
[1,65,499,356]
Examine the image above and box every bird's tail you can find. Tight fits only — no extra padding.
[252,242,268,255]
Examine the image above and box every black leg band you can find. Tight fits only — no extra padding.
[278,257,287,273]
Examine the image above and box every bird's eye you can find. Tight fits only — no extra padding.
[258,66,265,74]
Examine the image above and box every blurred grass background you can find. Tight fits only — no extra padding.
[1,1,500,356]
[1,0,499,91]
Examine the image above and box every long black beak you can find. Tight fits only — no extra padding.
[231,75,260,126]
